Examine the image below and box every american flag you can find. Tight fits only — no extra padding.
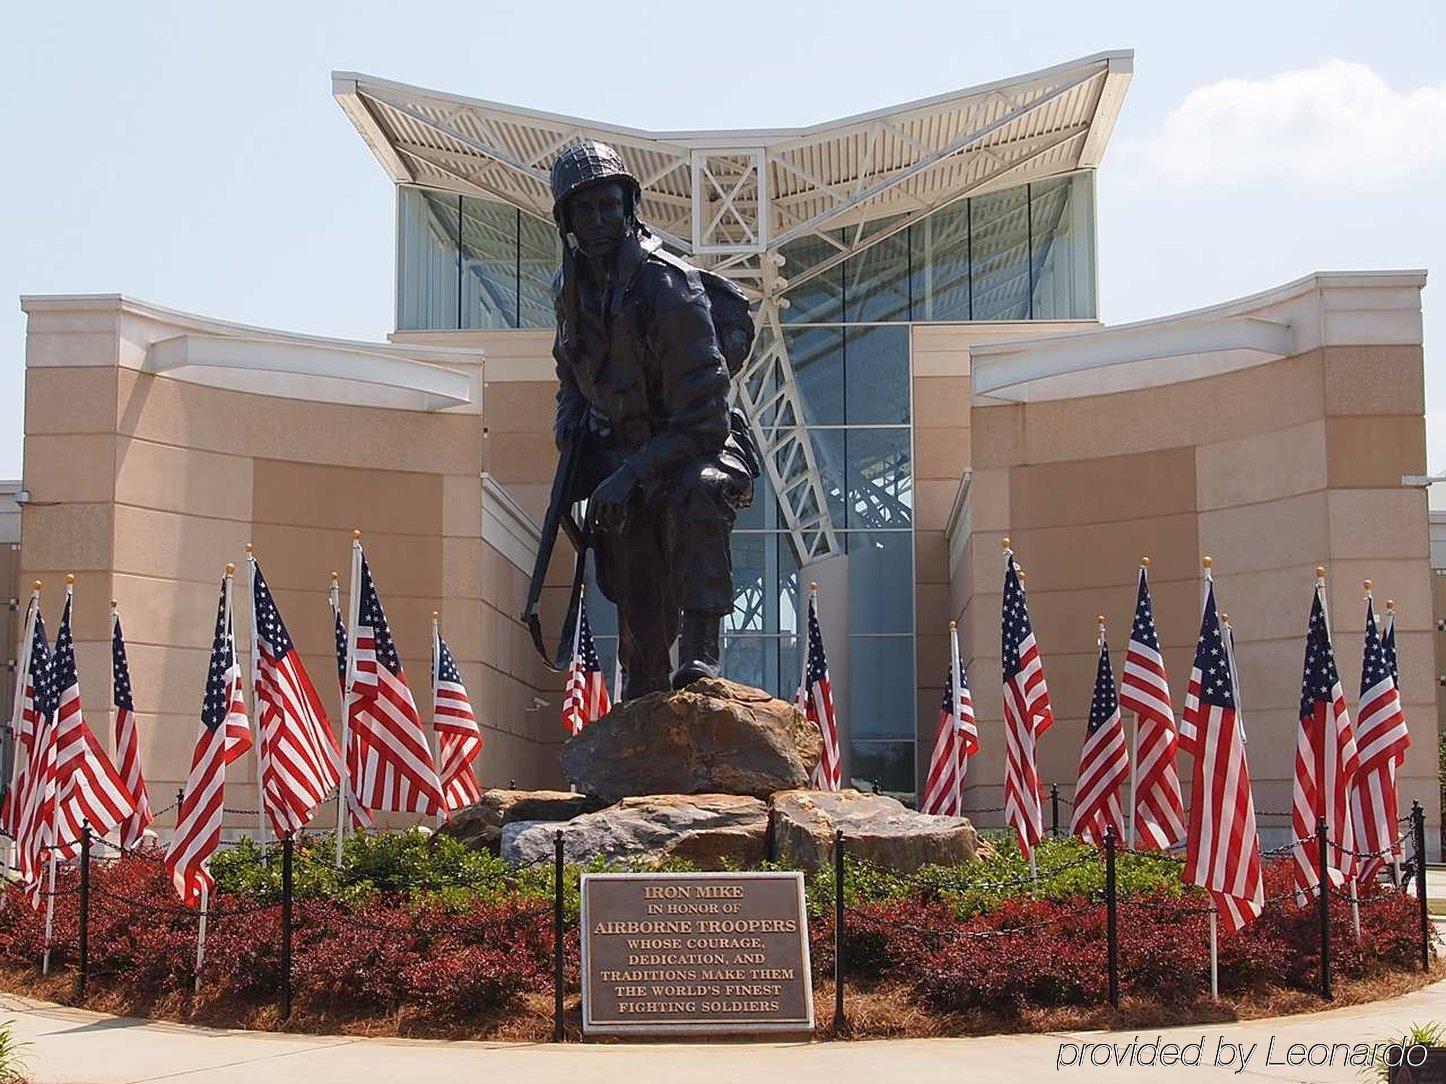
[1291,583,1360,902]
[1119,565,1186,849]
[165,580,238,906]
[1070,632,1128,846]
[110,611,153,850]
[921,632,978,816]
[434,630,483,812]
[3,600,43,841]
[50,592,136,860]
[799,589,841,791]
[562,591,611,736]
[346,555,444,816]
[330,594,373,831]
[253,562,340,835]
[1001,550,1052,857]
[1182,580,1263,931]
[1350,596,1409,884]
[12,612,57,909]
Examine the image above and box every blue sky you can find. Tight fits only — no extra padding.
[2,1,1442,490]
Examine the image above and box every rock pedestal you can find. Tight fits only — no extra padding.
[770,789,982,873]
[503,794,767,869]
[440,790,605,854]
[559,678,820,802]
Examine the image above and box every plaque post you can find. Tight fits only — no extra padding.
[1317,816,1332,1001]
[1104,826,1117,1009]
[77,822,90,998]
[833,829,846,1035]
[553,829,565,1042]
[1050,784,1060,839]
[280,832,293,1022]
[1413,801,1429,971]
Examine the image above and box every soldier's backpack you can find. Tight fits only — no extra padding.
[697,270,757,377]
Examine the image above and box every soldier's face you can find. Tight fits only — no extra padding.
[568,181,628,262]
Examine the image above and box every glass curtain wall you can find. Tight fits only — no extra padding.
[397,187,561,331]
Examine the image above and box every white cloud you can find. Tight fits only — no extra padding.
[1135,60,1446,190]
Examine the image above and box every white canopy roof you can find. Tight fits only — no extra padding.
[333,50,1130,262]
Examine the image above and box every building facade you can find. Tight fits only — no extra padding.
[11,50,1441,847]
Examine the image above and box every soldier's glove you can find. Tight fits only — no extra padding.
[591,463,639,532]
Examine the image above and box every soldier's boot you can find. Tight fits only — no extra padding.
[670,611,722,689]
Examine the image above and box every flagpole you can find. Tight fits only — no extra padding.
[41,576,77,973]
[949,620,963,819]
[5,583,40,889]
[337,531,362,868]
[240,548,267,858]
[194,881,208,995]
[1208,907,1219,1001]
[1314,566,1360,938]
[1384,597,1403,886]
[431,611,444,828]
[41,849,57,975]
[1127,559,1149,850]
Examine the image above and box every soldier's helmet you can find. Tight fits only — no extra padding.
[550,140,642,226]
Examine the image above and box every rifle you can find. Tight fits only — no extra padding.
[521,421,590,671]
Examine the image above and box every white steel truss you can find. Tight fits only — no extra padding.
[335,51,1131,562]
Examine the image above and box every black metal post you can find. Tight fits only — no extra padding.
[553,829,565,1042]
[1414,801,1430,971]
[1050,784,1060,839]
[1105,826,1118,1009]
[279,832,293,1022]
[76,822,90,997]
[1317,816,1332,1001]
[833,829,846,1035]
[175,787,184,818]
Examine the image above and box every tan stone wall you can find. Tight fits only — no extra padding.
[20,306,565,833]
[956,344,1436,846]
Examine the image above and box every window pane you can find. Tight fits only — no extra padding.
[910,200,971,321]
[849,639,914,740]
[850,739,915,798]
[460,197,519,329]
[397,188,459,331]
[845,428,912,530]
[843,217,911,322]
[779,230,844,324]
[808,427,849,528]
[846,532,914,632]
[721,635,770,692]
[519,212,562,328]
[970,186,1031,320]
[727,533,769,633]
[1030,174,1096,319]
[844,325,909,424]
[787,327,844,425]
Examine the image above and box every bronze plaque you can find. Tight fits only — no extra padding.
[580,871,814,1035]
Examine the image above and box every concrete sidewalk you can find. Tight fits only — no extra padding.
[6,980,1446,1084]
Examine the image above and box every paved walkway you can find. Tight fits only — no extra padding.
[5,980,1446,1084]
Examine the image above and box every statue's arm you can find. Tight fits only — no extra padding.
[552,318,586,453]
[623,274,731,481]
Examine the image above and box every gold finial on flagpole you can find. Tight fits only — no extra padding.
[1386,599,1395,612]
[1364,579,1373,591]
[1017,568,1027,583]
[1221,612,1229,623]
[1202,555,1212,569]
[1141,556,1151,568]
[330,570,339,582]
[32,580,41,591]
[109,598,118,610]
[244,542,253,556]
[1002,537,1011,550]
[808,581,818,591]
[225,563,235,575]
[352,528,362,540]
[1315,565,1326,580]
[948,620,956,630]
[432,610,440,619]
[1097,614,1106,624]
[65,573,75,586]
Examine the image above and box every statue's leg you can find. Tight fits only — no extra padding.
[611,508,676,700]
[668,460,740,688]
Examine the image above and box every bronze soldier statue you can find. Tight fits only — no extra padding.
[540,141,758,701]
